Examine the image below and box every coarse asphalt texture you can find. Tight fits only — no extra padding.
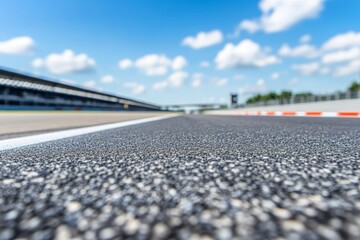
[0,115,360,240]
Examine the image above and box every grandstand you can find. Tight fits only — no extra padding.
[0,67,160,111]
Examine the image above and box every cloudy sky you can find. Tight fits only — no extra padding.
[0,0,359,105]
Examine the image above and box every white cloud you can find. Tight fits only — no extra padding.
[182,30,223,49]
[100,75,114,83]
[32,49,96,74]
[120,54,187,76]
[191,73,203,88]
[238,0,325,34]
[334,59,360,76]
[172,56,187,71]
[271,72,280,80]
[300,34,312,43]
[278,43,319,58]
[216,78,228,86]
[118,59,133,69]
[292,62,320,75]
[135,54,171,76]
[200,61,210,68]
[322,32,360,51]
[152,71,189,90]
[277,31,360,63]
[238,20,261,34]
[321,47,360,64]
[0,36,35,55]
[167,71,188,87]
[83,80,96,88]
[124,82,145,95]
[32,59,43,68]
[215,39,279,69]
[152,81,168,91]
[292,62,329,75]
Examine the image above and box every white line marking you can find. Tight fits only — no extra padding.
[322,112,338,117]
[297,112,306,116]
[0,115,176,151]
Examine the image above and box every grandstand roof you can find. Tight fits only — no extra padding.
[0,67,160,110]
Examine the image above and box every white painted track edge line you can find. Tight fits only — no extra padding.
[0,115,178,152]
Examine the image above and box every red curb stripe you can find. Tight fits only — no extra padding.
[282,112,296,116]
[305,112,322,116]
[266,112,276,116]
[337,112,359,117]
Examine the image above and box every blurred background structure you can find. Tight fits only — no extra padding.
[238,81,360,108]
[0,68,160,111]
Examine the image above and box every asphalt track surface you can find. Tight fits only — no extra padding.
[0,115,360,240]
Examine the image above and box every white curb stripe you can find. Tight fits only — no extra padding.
[322,112,338,117]
[0,115,176,151]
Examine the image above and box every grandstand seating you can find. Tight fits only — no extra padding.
[0,68,160,111]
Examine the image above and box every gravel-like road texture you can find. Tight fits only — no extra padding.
[0,115,359,240]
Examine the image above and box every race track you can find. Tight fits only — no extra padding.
[0,115,359,239]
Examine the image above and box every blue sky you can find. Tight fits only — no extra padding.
[0,0,359,105]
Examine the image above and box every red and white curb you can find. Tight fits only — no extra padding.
[208,111,360,118]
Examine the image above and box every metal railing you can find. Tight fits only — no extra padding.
[240,90,360,108]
